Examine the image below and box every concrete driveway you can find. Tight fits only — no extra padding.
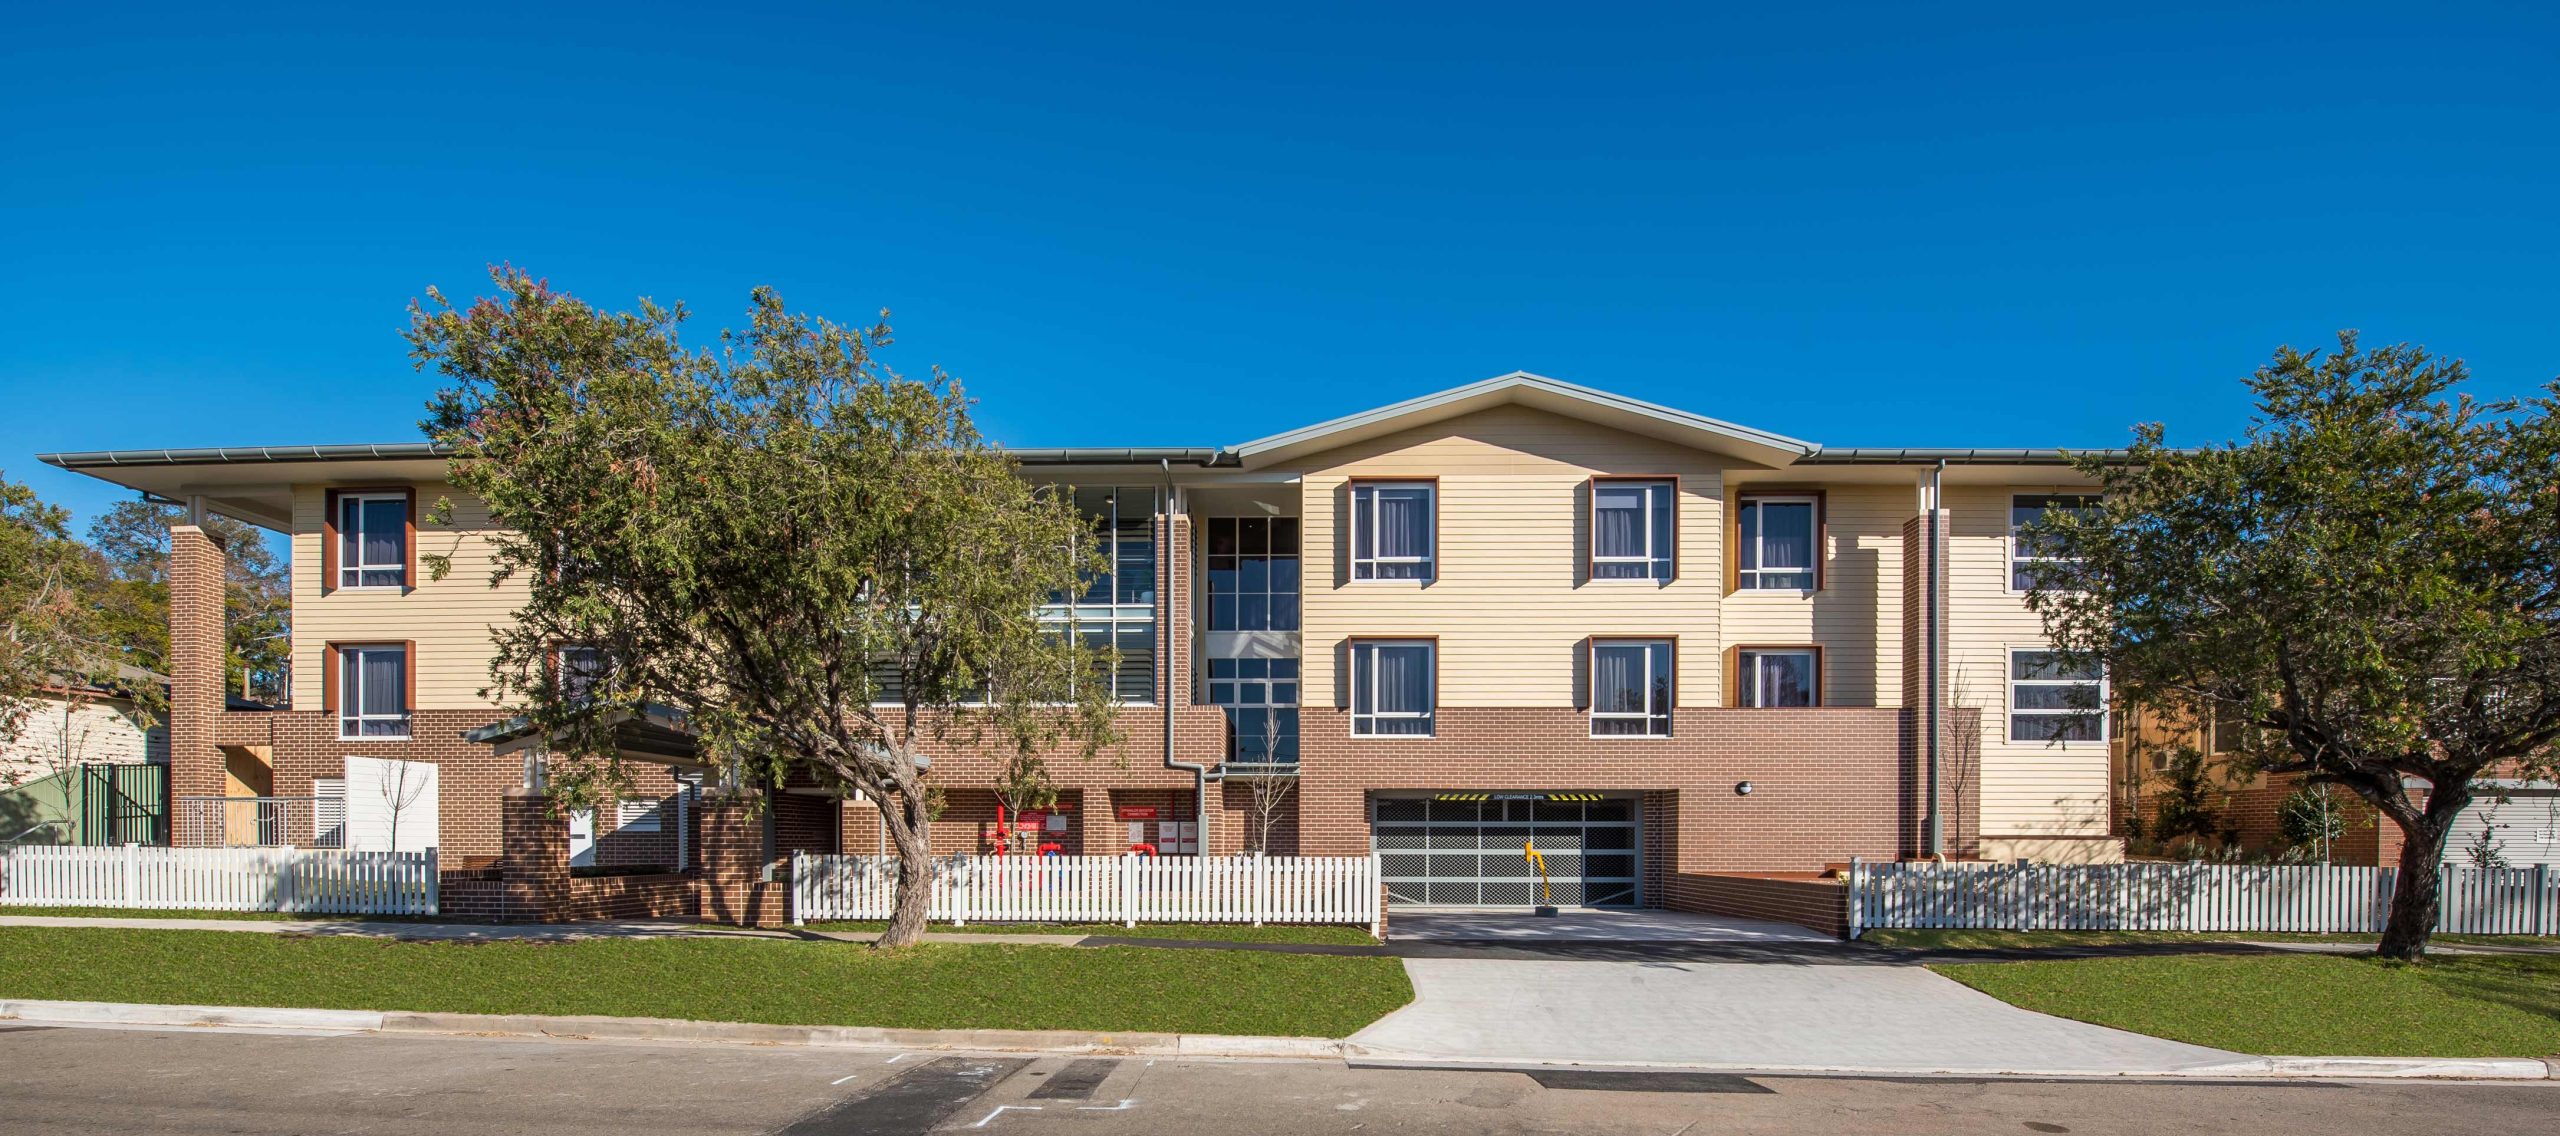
[1350,953,2249,1076]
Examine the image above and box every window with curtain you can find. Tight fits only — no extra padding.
[2010,494,2100,591]
[2010,649,2106,742]
[556,646,608,705]
[1590,639,1673,735]
[1736,495,1816,590]
[1351,483,1435,581]
[1736,649,1818,707]
[1591,480,1675,580]
[338,492,408,588]
[338,645,410,739]
[1350,640,1435,736]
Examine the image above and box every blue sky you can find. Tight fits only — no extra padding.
[5,2,2556,534]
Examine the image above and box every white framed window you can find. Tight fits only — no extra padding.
[1350,640,1435,736]
[1736,648,1819,708]
[1209,656,1299,766]
[1351,482,1435,581]
[616,797,663,832]
[2010,649,2106,743]
[1736,495,1817,590]
[2010,494,2099,592]
[1591,480,1675,581]
[337,492,409,589]
[1590,639,1673,736]
[337,645,410,740]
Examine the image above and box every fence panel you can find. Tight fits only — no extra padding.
[1850,859,2553,937]
[791,852,1377,928]
[1,845,436,915]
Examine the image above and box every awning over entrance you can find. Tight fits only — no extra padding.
[1373,792,1639,908]
[462,704,712,767]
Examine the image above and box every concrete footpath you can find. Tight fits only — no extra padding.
[1,998,2550,1082]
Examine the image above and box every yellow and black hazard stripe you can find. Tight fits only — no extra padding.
[1430,791,1606,803]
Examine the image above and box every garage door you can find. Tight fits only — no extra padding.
[2450,790,2560,867]
[1372,794,1639,907]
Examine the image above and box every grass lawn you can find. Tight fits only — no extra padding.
[1933,952,2560,1057]
[802,921,1376,945]
[1865,928,2555,951]
[0,927,1411,1038]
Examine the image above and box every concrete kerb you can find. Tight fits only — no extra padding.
[2,999,2550,1080]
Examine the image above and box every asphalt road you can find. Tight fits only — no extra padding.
[2,1023,2553,1136]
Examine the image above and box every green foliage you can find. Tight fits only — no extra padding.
[2139,745,2231,852]
[0,471,104,754]
[2275,783,2358,862]
[2026,334,2560,956]
[85,501,292,708]
[408,268,1123,945]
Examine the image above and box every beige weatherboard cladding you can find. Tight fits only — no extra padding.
[1292,404,1731,708]
[1943,483,2111,838]
[291,482,523,712]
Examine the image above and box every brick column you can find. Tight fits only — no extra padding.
[496,789,569,919]
[168,524,229,846]
[696,794,786,926]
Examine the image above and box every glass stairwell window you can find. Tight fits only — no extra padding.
[1039,485,1158,703]
[1209,657,1299,769]
[1207,517,1300,632]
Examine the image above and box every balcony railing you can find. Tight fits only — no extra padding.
[174,796,343,849]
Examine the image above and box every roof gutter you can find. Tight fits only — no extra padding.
[1797,447,2147,465]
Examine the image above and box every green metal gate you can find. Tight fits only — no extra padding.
[78,763,168,845]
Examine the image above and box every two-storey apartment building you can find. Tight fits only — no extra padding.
[42,373,2122,913]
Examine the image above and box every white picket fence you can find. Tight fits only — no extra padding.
[1848,859,2558,938]
[793,852,1381,934]
[1,844,439,916]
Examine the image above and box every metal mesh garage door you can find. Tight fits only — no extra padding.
[1373,796,1638,907]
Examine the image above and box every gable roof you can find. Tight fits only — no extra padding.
[1227,371,1818,470]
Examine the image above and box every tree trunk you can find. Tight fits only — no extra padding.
[2376,785,2468,961]
[876,789,936,949]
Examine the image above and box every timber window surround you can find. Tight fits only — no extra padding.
[1734,647,1819,708]
[2009,648,2106,743]
[328,489,413,590]
[1590,638,1673,736]
[332,643,412,740]
[1349,639,1435,737]
[1735,493,1819,591]
[1350,481,1435,581]
[1590,479,1675,581]
[2010,494,2100,592]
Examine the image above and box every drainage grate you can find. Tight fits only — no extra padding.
[1525,1070,1773,1094]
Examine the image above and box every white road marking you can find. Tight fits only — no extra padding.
[971,1104,1042,1127]
[830,1073,863,1085]
[1076,1099,1138,1112]
[885,1053,912,1063]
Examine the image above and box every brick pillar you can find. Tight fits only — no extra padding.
[496,789,569,920]
[168,524,229,846]
[696,794,786,925]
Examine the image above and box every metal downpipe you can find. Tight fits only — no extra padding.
[1158,459,1212,844]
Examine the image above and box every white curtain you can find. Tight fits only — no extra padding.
[1593,485,1644,559]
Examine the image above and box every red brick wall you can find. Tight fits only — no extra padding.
[167,526,231,833]
[1661,872,1847,937]
[1293,705,1980,875]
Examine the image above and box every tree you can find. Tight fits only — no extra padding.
[87,501,292,707]
[1239,712,1295,855]
[409,268,1121,948]
[2028,334,2560,959]
[1,472,104,759]
[2275,783,2354,864]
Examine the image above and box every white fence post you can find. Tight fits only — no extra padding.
[1845,857,1863,940]
[1253,852,1267,927]
[1121,853,1137,928]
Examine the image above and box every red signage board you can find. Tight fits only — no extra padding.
[1013,811,1050,832]
[1116,806,1159,821]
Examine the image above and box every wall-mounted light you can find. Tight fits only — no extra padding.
[1734,780,1754,796]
